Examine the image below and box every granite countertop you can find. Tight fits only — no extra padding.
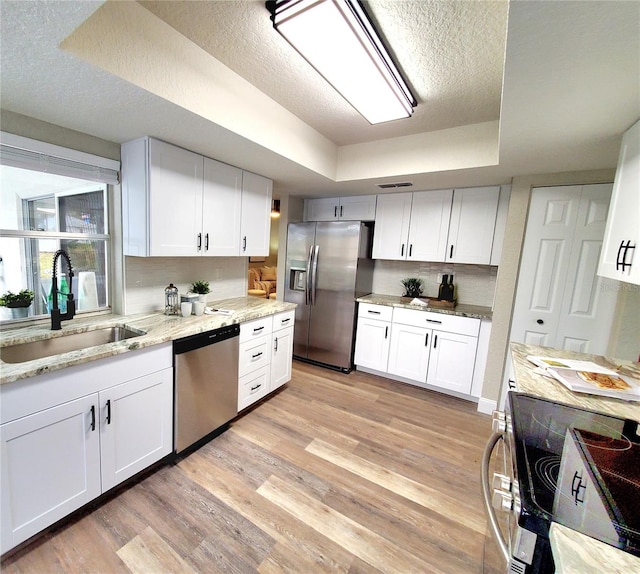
[0,297,296,385]
[510,341,640,422]
[550,523,640,574]
[355,293,493,320]
[510,342,640,573]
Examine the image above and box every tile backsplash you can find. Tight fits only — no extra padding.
[124,256,247,314]
[372,260,497,308]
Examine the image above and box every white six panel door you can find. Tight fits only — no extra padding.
[510,184,616,353]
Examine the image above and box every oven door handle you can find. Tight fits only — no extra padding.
[481,431,510,565]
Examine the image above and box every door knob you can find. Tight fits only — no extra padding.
[536,319,544,325]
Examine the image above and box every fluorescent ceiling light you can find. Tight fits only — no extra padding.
[267,0,416,124]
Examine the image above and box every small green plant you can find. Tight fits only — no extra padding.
[0,289,35,308]
[190,280,210,295]
[401,277,423,298]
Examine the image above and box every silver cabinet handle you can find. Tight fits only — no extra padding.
[426,319,442,324]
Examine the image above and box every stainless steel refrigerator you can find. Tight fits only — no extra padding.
[284,221,373,372]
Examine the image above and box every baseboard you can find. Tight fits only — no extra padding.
[477,397,497,415]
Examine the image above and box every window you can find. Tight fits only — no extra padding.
[0,135,118,322]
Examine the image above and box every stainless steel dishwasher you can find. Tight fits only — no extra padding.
[173,323,240,454]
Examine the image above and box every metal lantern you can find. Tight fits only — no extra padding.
[164,283,179,315]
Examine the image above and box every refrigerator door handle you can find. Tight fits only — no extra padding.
[310,245,320,305]
[305,245,314,306]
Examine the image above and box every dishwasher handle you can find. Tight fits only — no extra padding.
[174,323,240,354]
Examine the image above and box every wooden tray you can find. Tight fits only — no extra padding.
[400,296,457,308]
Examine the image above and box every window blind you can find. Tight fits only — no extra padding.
[0,144,120,185]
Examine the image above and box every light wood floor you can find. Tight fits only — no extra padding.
[2,361,504,573]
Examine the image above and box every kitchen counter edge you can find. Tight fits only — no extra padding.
[356,293,492,320]
[0,297,296,385]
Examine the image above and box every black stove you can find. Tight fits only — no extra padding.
[508,393,640,555]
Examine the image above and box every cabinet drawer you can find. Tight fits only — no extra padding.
[358,303,393,322]
[273,310,295,332]
[238,366,270,411]
[239,336,271,377]
[240,317,273,342]
[393,308,480,337]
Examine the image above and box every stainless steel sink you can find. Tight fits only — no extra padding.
[0,326,145,364]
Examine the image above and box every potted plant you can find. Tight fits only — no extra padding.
[190,280,210,303]
[0,289,35,319]
[401,277,423,299]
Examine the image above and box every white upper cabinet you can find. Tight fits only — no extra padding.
[373,187,500,264]
[446,186,500,265]
[121,137,272,257]
[372,192,413,259]
[598,120,640,284]
[122,137,204,256]
[241,171,273,257]
[407,190,453,261]
[203,157,243,256]
[304,195,377,221]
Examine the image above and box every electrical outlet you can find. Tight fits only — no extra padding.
[216,268,222,280]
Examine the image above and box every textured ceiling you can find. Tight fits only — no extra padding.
[0,1,638,197]
[139,0,508,146]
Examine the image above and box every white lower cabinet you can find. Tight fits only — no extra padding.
[1,394,101,554]
[271,322,294,391]
[0,343,173,554]
[426,330,478,394]
[355,305,482,397]
[238,310,295,411]
[354,304,392,372]
[238,366,270,411]
[99,369,173,491]
[387,323,431,381]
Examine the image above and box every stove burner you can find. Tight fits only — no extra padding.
[534,455,561,493]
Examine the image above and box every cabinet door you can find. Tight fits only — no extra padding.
[148,138,204,256]
[1,395,101,554]
[372,192,413,260]
[100,368,173,492]
[354,317,391,372]
[447,187,500,264]
[598,120,640,284]
[271,326,294,390]
[426,331,478,394]
[241,171,273,256]
[203,157,242,256]
[387,323,431,383]
[407,189,453,262]
[305,197,339,221]
[339,195,377,221]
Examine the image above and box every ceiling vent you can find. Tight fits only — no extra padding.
[377,182,413,189]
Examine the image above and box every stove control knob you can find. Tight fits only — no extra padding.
[492,488,513,513]
[492,472,512,492]
[491,410,506,433]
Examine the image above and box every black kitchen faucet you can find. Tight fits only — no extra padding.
[50,249,76,330]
